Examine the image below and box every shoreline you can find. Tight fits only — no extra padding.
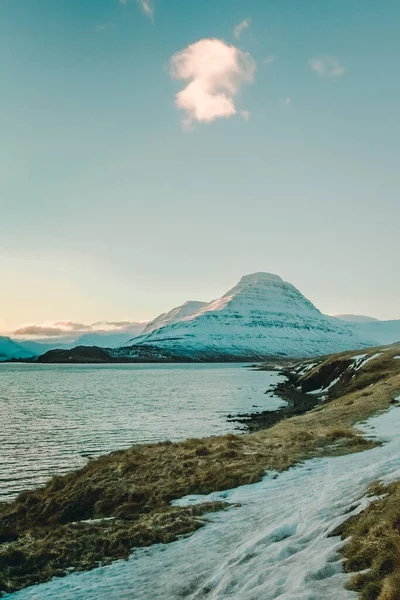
[5,354,295,365]
[228,371,322,432]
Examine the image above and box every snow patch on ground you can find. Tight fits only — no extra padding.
[10,404,400,600]
[76,517,116,525]
[295,363,319,377]
[353,352,382,371]
[308,376,341,395]
[325,377,341,391]
[308,387,325,395]
[351,354,367,361]
[306,350,385,397]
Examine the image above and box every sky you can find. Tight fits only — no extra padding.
[1,0,399,335]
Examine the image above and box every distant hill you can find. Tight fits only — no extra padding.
[37,346,115,364]
[72,329,145,348]
[335,315,400,346]
[0,337,34,361]
[354,320,400,346]
[38,345,192,364]
[334,314,380,323]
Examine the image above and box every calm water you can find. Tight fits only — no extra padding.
[0,363,284,501]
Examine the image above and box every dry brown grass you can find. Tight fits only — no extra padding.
[0,501,226,594]
[0,342,399,595]
[339,481,400,600]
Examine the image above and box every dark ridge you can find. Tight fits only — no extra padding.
[37,345,195,364]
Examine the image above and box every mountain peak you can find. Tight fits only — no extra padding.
[201,272,320,318]
[182,300,205,307]
[142,300,208,335]
[239,272,283,285]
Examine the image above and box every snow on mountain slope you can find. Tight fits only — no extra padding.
[335,314,380,323]
[333,315,400,344]
[122,273,370,359]
[73,328,145,348]
[142,301,207,335]
[0,337,35,361]
[353,320,400,345]
[17,340,71,355]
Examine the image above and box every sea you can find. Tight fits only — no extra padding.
[0,363,284,501]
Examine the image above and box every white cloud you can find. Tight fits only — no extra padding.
[234,18,252,39]
[12,321,146,339]
[138,0,154,21]
[263,55,276,65]
[120,0,154,22]
[282,97,292,106]
[170,38,256,127]
[309,55,344,77]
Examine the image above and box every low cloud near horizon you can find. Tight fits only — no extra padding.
[11,321,147,339]
[170,38,256,127]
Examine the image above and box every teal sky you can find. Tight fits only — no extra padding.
[1,0,399,331]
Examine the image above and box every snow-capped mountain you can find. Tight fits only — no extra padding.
[353,320,400,346]
[335,315,400,345]
[119,273,371,359]
[335,314,379,323]
[72,328,146,348]
[0,337,35,361]
[142,301,208,335]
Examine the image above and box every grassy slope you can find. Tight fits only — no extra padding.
[0,343,399,595]
[337,480,400,600]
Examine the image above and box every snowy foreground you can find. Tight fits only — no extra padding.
[9,404,400,600]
